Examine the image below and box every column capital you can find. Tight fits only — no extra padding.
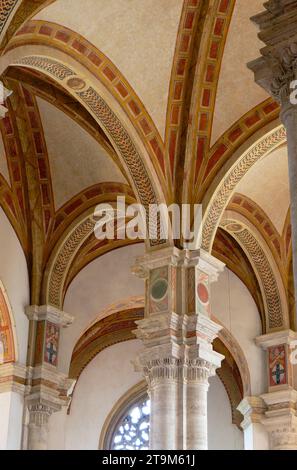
[248,0,297,103]
[25,305,74,327]
[237,396,267,430]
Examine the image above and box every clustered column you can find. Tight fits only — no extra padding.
[133,247,224,450]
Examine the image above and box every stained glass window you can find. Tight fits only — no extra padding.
[111,397,150,450]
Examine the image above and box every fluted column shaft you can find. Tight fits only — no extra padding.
[147,359,182,449]
[184,360,212,450]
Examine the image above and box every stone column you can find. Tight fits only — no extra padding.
[256,330,297,450]
[24,305,74,450]
[133,247,224,450]
[248,0,297,323]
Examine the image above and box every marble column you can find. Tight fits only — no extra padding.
[24,305,74,450]
[248,0,297,323]
[133,247,224,450]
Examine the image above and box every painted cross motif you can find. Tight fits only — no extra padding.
[44,322,59,366]
[271,362,286,385]
[269,345,287,387]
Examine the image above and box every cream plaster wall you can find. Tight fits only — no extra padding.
[0,208,29,363]
[211,267,266,396]
[0,391,24,450]
[211,0,267,145]
[48,340,243,450]
[208,375,243,450]
[236,146,290,234]
[37,97,126,209]
[61,244,145,373]
[35,0,183,139]
[0,132,10,184]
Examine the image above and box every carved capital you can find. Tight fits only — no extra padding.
[142,356,183,389]
[183,359,217,383]
[27,402,53,426]
[249,0,297,104]
[248,45,297,104]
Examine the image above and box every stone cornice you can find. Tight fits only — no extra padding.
[237,396,267,430]
[25,304,74,327]
[132,247,224,281]
[256,329,297,349]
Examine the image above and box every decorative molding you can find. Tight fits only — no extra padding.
[228,193,283,269]
[43,211,96,308]
[7,19,166,182]
[237,396,267,431]
[212,228,266,326]
[189,0,235,197]
[12,55,165,246]
[196,99,280,203]
[25,305,74,327]
[0,1,18,38]
[164,0,206,184]
[0,1,55,53]
[202,126,286,253]
[221,217,287,331]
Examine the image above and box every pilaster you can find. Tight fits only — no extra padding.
[24,305,74,450]
[256,330,297,449]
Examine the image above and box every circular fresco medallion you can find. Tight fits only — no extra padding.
[150,278,168,302]
[225,223,243,233]
[67,77,86,90]
[197,282,209,305]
